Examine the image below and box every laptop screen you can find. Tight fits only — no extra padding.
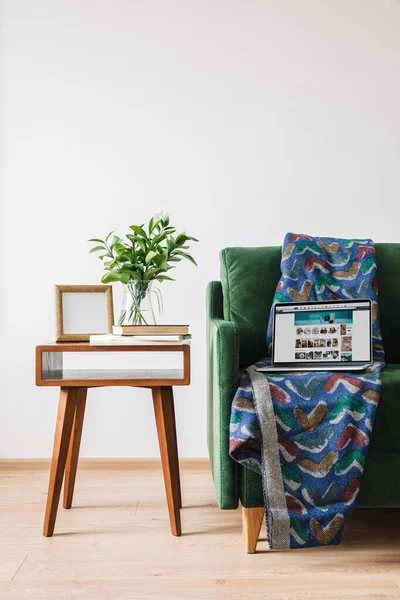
[273,300,371,366]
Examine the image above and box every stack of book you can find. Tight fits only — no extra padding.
[90,325,191,345]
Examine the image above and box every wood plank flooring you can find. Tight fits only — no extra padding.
[0,459,400,599]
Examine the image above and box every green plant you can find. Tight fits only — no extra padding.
[88,212,198,325]
[89,212,198,285]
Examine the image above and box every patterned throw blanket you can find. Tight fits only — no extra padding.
[229,233,385,549]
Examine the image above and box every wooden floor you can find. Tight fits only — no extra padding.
[1,460,400,599]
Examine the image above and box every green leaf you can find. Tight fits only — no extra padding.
[129,225,148,238]
[143,267,162,281]
[175,233,187,245]
[150,232,168,246]
[111,242,126,254]
[111,235,123,246]
[154,214,163,227]
[156,275,175,281]
[175,233,199,246]
[116,273,131,284]
[173,250,197,265]
[88,238,105,244]
[145,250,158,264]
[153,254,168,269]
[105,231,113,242]
[130,271,143,281]
[89,245,105,254]
[167,237,176,253]
[136,238,147,253]
[101,272,119,283]
[149,212,163,233]
[101,271,130,284]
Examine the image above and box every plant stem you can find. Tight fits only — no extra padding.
[119,281,151,326]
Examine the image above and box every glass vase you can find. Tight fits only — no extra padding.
[118,281,163,326]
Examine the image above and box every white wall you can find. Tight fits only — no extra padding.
[1,0,399,458]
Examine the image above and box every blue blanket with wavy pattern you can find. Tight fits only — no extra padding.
[229,233,384,549]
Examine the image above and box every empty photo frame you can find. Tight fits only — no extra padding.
[55,285,114,341]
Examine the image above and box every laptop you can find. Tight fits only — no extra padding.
[257,299,373,372]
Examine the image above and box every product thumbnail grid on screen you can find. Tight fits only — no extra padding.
[274,302,370,364]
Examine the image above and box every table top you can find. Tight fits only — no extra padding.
[35,343,190,387]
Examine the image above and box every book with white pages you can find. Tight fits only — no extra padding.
[112,324,189,335]
[90,333,191,345]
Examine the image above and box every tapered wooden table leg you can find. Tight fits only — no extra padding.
[163,387,182,509]
[63,388,87,509]
[43,387,78,537]
[152,386,182,536]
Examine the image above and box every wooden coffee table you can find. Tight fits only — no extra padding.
[35,342,190,537]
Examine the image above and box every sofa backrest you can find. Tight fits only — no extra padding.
[220,243,400,367]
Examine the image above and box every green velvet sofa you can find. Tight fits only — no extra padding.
[207,244,400,549]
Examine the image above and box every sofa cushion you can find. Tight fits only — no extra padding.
[220,246,281,367]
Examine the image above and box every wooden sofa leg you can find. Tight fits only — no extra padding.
[242,506,265,553]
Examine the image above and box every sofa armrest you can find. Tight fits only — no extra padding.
[206,281,240,509]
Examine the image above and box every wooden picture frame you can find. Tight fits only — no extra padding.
[55,285,114,342]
